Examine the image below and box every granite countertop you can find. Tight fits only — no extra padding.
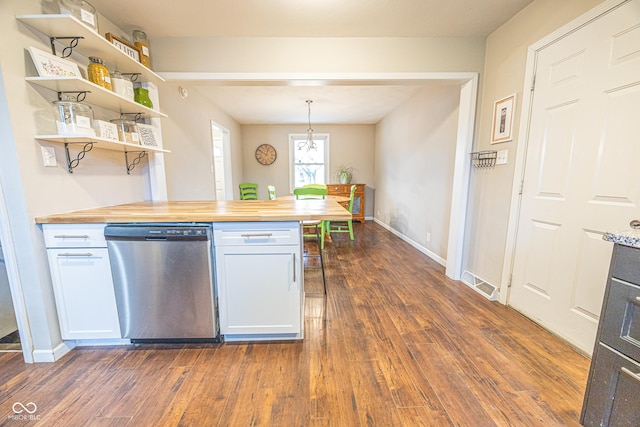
[604,229,640,249]
[34,200,352,224]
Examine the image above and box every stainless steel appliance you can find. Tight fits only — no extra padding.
[104,224,218,342]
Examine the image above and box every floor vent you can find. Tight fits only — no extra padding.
[460,270,499,301]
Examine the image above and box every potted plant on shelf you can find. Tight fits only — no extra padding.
[335,164,355,184]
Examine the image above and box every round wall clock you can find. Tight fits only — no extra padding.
[255,144,277,165]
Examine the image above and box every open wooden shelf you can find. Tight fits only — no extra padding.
[17,14,164,85]
[34,134,170,153]
[26,77,167,118]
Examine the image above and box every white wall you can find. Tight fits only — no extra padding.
[241,124,375,200]
[462,0,606,289]
[159,82,243,200]
[375,85,461,259]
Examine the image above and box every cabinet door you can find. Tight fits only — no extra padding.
[582,343,640,426]
[215,245,301,337]
[47,248,121,340]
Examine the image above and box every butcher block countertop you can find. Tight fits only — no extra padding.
[34,199,352,224]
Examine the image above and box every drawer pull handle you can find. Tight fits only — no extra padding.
[621,367,640,383]
[240,233,273,239]
[53,234,89,239]
[57,252,93,257]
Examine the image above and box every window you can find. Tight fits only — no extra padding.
[289,133,330,190]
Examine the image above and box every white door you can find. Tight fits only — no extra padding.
[509,0,640,354]
[211,122,231,200]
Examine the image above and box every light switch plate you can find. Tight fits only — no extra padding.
[41,146,57,167]
[496,149,508,165]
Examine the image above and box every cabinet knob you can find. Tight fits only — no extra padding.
[630,220,640,229]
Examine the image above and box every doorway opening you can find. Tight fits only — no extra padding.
[211,122,232,200]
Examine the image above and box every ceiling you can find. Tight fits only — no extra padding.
[87,0,535,124]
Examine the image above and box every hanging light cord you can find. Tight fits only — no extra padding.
[298,100,317,151]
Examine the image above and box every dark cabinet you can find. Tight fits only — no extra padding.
[581,244,640,426]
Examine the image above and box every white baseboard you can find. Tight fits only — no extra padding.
[32,341,74,363]
[373,218,446,266]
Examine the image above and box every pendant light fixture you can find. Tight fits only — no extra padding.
[298,99,317,151]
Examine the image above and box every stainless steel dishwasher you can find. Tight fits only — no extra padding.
[104,224,219,342]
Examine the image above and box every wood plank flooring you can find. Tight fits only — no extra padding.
[0,221,590,426]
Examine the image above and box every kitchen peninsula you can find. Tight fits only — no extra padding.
[35,199,351,345]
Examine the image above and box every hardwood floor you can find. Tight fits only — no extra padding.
[0,222,590,426]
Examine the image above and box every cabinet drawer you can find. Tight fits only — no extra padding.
[582,343,640,426]
[213,222,300,246]
[43,224,107,248]
[600,277,640,362]
[611,245,640,286]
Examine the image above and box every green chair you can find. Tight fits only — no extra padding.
[326,184,356,243]
[303,183,327,191]
[267,185,276,200]
[239,183,258,200]
[294,186,327,293]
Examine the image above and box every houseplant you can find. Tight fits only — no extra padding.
[335,164,355,184]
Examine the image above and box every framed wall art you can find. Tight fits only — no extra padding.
[105,33,141,62]
[491,94,517,144]
[28,46,81,78]
[137,123,159,147]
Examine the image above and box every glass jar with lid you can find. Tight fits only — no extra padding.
[57,0,98,32]
[110,118,140,144]
[132,30,151,68]
[111,71,134,100]
[52,98,95,136]
[87,56,111,90]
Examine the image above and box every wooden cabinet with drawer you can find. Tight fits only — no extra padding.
[581,244,640,426]
[327,183,365,223]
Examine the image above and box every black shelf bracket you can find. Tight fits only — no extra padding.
[57,91,90,102]
[49,36,84,58]
[124,150,148,174]
[64,141,94,173]
[121,72,142,82]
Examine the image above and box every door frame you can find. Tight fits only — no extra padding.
[211,121,233,200]
[161,71,479,280]
[500,0,631,305]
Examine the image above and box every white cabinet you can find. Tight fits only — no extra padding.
[43,224,121,340]
[213,222,303,341]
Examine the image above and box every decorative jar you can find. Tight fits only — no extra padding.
[110,118,140,144]
[133,87,153,109]
[52,99,95,136]
[132,30,151,68]
[57,0,98,32]
[87,56,111,90]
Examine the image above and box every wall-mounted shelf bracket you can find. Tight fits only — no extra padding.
[124,150,147,174]
[121,72,141,82]
[470,150,497,168]
[49,36,84,58]
[119,112,144,122]
[57,90,89,102]
[64,141,94,173]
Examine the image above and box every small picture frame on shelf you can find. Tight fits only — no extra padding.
[27,46,81,77]
[491,93,517,144]
[105,33,141,62]
[137,123,159,147]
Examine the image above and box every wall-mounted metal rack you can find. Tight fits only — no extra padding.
[470,150,497,168]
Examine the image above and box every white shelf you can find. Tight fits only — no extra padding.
[17,14,164,85]
[26,77,167,118]
[35,135,170,154]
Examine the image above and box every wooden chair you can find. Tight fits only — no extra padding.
[293,186,327,293]
[267,185,276,200]
[239,183,258,200]
[326,184,356,244]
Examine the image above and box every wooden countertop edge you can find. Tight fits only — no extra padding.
[34,200,353,224]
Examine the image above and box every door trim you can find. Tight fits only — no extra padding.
[500,0,631,305]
